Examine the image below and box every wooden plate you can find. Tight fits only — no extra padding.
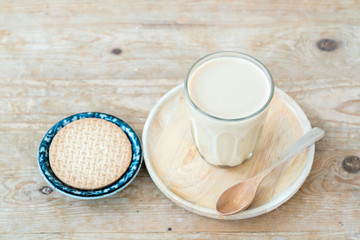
[143,85,314,220]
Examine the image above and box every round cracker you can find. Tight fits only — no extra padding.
[49,118,132,190]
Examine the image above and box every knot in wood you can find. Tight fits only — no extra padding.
[112,48,122,55]
[317,39,338,52]
[39,186,53,195]
[342,156,360,174]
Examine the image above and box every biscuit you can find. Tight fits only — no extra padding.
[49,118,132,190]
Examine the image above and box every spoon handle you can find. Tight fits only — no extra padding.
[257,127,325,179]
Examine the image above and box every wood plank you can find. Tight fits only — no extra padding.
[0,78,358,151]
[1,25,359,80]
[0,232,358,240]
[0,151,359,234]
[0,0,359,26]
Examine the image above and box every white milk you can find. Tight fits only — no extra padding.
[186,53,273,167]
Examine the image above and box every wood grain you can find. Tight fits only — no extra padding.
[1,232,359,240]
[143,85,314,219]
[0,0,359,239]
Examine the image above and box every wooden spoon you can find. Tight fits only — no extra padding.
[216,127,325,216]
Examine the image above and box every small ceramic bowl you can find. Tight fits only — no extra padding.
[38,112,142,199]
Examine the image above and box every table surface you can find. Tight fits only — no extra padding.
[1,0,359,239]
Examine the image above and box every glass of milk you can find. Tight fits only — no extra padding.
[185,51,274,167]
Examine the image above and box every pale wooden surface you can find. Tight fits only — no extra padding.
[143,85,314,220]
[0,0,359,239]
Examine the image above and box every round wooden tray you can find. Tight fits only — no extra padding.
[143,84,314,220]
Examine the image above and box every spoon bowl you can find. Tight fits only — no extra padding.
[216,181,257,216]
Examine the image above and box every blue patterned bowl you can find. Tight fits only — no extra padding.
[38,112,142,199]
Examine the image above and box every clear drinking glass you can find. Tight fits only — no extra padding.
[185,51,274,167]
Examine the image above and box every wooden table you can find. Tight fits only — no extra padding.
[1,1,359,239]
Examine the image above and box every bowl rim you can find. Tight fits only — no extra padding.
[37,112,143,199]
